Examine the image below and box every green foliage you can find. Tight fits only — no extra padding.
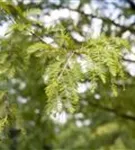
[0,0,134,149]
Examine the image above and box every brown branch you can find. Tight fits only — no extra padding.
[122,58,135,63]
[89,101,135,122]
[81,13,135,33]
[126,0,135,10]
[50,4,135,33]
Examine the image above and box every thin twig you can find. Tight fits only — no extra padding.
[58,51,74,80]
[28,29,47,44]
[122,58,135,63]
